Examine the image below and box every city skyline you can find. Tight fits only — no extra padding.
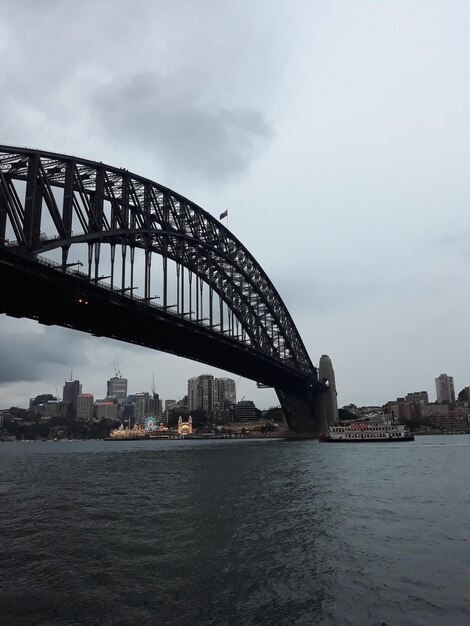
[2,364,467,414]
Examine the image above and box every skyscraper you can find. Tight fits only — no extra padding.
[213,377,236,422]
[134,392,150,421]
[215,378,236,404]
[63,380,82,418]
[107,375,128,404]
[187,375,215,413]
[435,374,455,404]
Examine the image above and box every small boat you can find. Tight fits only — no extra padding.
[319,422,414,442]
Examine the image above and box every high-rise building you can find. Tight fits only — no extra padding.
[107,376,128,404]
[134,392,151,421]
[435,374,455,404]
[148,392,160,417]
[63,380,82,418]
[165,399,176,412]
[215,378,236,404]
[188,375,215,413]
[163,400,176,424]
[212,377,236,422]
[76,393,94,420]
[187,378,198,412]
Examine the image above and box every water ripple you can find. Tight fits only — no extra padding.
[0,436,468,625]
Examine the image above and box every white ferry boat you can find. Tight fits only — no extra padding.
[319,422,414,442]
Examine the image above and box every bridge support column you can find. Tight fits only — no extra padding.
[276,387,321,437]
[317,354,339,429]
[276,354,339,437]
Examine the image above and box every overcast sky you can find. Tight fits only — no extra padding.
[0,0,469,409]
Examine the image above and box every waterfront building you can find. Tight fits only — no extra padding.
[421,404,469,433]
[134,392,159,421]
[403,402,422,421]
[386,398,405,422]
[188,375,215,413]
[177,415,193,435]
[236,400,257,421]
[212,378,236,422]
[215,378,236,404]
[213,399,235,423]
[149,392,160,417]
[162,400,176,424]
[76,393,94,420]
[435,374,455,404]
[107,375,128,404]
[95,402,118,420]
[164,399,176,414]
[43,400,67,419]
[63,380,81,418]
[176,396,189,409]
[187,378,198,411]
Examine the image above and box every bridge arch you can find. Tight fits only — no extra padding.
[0,145,336,434]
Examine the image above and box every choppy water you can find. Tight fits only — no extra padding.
[0,436,468,625]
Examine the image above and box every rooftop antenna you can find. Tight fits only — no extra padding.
[70,369,73,381]
[114,361,121,378]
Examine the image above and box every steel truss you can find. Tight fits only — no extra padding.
[0,145,317,383]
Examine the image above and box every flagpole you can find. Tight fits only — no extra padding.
[219,210,229,228]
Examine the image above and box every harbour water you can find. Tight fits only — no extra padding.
[0,436,468,625]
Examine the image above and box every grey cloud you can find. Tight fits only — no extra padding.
[277,270,382,317]
[430,227,470,258]
[93,71,274,183]
[0,321,91,384]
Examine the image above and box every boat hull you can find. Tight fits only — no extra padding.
[319,435,415,442]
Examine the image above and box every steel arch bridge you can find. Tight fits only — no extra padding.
[0,145,336,434]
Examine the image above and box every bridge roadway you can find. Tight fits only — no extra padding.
[0,246,326,403]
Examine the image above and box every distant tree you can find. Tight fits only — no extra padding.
[458,388,469,402]
[31,394,55,407]
[338,408,356,421]
[190,409,209,429]
[263,406,284,423]
[261,422,277,433]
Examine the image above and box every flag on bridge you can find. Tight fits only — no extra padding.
[219,209,228,220]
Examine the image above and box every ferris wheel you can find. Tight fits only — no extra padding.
[144,417,157,431]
